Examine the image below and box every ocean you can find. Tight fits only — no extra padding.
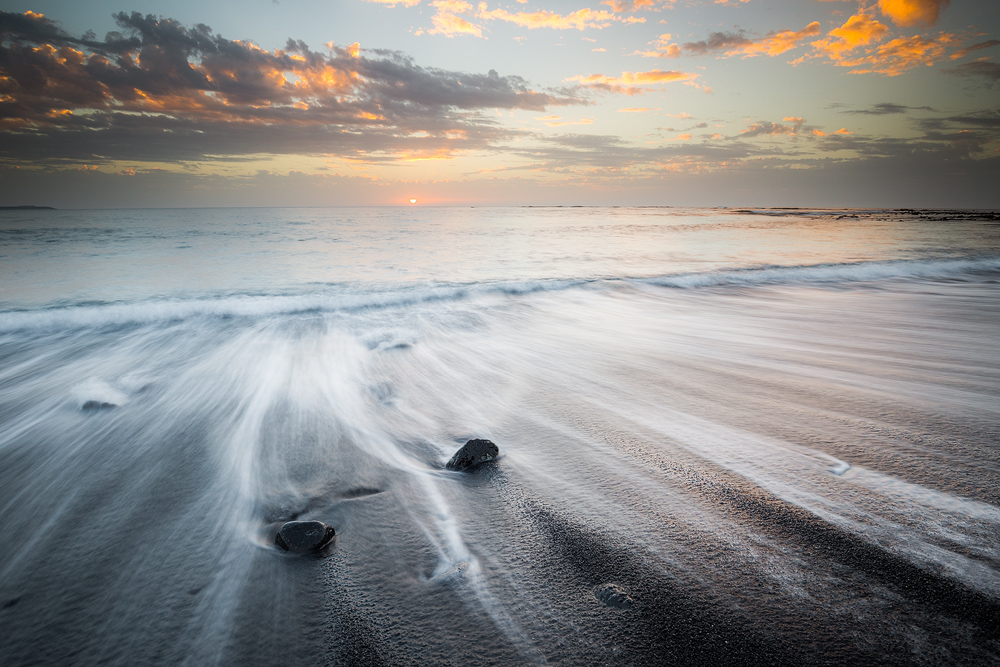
[1,206,998,665]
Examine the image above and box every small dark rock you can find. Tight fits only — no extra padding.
[275,520,335,553]
[595,584,634,610]
[446,439,499,471]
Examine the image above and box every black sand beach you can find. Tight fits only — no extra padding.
[1,208,998,665]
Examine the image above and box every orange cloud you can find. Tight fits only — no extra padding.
[639,23,821,59]
[567,69,696,95]
[798,10,960,75]
[635,33,682,58]
[839,33,957,75]
[877,0,950,28]
[415,0,485,37]
[618,107,651,112]
[477,4,645,30]
[811,13,890,62]
[735,22,822,57]
[0,10,586,165]
[834,128,853,134]
[432,0,474,10]
[432,13,483,35]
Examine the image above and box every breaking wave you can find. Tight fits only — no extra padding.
[2,256,997,334]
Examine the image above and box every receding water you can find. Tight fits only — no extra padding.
[1,207,998,664]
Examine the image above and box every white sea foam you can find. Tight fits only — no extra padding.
[1,257,996,333]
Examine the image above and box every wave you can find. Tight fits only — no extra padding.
[640,256,1000,289]
[1,256,997,333]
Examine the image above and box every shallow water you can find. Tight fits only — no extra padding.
[1,207,998,664]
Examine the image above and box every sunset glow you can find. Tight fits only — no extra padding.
[0,1,996,207]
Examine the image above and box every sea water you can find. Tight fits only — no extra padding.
[1,207,998,665]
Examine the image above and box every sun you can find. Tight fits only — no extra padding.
[409,198,417,204]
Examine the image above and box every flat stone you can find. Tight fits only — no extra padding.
[595,584,634,610]
[275,520,335,553]
[446,439,499,471]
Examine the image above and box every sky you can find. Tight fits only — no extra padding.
[0,0,998,207]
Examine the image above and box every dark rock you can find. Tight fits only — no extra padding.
[275,520,335,553]
[595,583,634,610]
[446,439,499,471]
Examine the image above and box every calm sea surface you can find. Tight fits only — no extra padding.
[1,207,999,664]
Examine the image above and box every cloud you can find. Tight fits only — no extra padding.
[475,4,645,30]
[820,109,1000,160]
[845,102,935,114]
[841,33,957,76]
[877,0,950,28]
[510,132,763,174]
[944,59,1000,82]
[418,0,484,37]
[739,120,801,138]
[678,32,753,56]
[910,111,1000,161]
[639,12,966,77]
[810,13,890,62]
[635,33,683,58]
[566,69,696,95]
[4,10,995,206]
[950,40,1000,60]
[0,11,584,165]
[735,22,823,57]
[802,12,956,75]
[928,110,1000,129]
[638,22,821,59]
